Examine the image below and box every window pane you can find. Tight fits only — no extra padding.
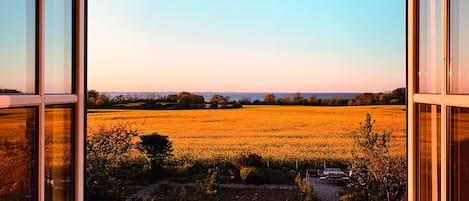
[449,0,469,94]
[0,107,37,201]
[418,0,442,94]
[45,105,74,201]
[417,104,441,201]
[450,107,469,201]
[45,0,73,94]
[0,0,36,94]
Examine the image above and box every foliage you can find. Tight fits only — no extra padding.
[198,168,219,200]
[137,133,173,178]
[85,123,149,201]
[346,114,406,201]
[240,166,266,184]
[87,89,112,107]
[263,93,277,104]
[233,153,263,169]
[209,94,230,108]
[177,92,205,109]
[294,92,306,104]
[295,175,314,201]
[138,133,173,164]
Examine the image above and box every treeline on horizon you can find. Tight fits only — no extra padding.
[87,87,405,109]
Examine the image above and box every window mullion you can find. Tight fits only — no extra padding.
[74,0,86,200]
[37,0,46,201]
[440,0,449,200]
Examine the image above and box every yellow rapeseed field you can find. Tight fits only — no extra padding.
[87,105,406,161]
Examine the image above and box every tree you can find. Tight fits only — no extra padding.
[293,92,305,104]
[86,123,149,201]
[209,94,229,108]
[354,93,376,105]
[95,94,110,106]
[307,96,319,105]
[177,92,205,109]
[390,88,406,105]
[263,94,276,104]
[346,114,406,201]
[137,133,173,178]
[278,96,293,104]
[88,89,99,99]
[87,89,99,107]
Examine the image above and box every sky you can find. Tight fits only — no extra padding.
[0,0,72,94]
[88,0,405,93]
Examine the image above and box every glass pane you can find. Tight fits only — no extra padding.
[417,104,441,201]
[450,107,469,201]
[0,1,35,94]
[45,105,74,201]
[418,0,442,94]
[45,0,73,94]
[0,107,37,201]
[449,0,469,94]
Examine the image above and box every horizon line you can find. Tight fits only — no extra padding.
[93,88,405,94]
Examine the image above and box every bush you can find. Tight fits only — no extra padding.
[346,114,406,201]
[137,133,173,178]
[85,123,149,201]
[240,166,266,184]
[295,175,314,201]
[233,153,263,169]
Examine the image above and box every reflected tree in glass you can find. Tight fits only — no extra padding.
[0,108,37,201]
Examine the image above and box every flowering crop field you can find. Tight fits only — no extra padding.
[87,105,406,161]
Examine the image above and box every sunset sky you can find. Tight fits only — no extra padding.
[88,0,405,93]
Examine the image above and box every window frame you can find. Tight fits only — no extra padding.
[409,0,469,201]
[0,0,86,201]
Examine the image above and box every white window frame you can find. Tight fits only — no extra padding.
[0,0,86,200]
[408,0,469,201]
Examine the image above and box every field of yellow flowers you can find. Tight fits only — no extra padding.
[87,105,406,161]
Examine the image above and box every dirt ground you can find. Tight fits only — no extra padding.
[126,182,301,201]
[127,178,345,201]
[309,177,344,201]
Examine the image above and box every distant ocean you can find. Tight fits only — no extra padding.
[103,92,360,101]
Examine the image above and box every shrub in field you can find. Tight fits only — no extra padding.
[240,166,266,184]
[345,114,406,201]
[137,133,173,178]
[233,153,263,169]
[85,123,149,201]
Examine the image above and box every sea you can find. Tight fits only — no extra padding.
[102,92,360,101]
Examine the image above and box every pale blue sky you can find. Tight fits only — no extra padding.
[89,0,405,93]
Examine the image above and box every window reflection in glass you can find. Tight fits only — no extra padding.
[419,0,442,94]
[45,105,74,201]
[0,107,37,201]
[450,107,469,201]
[45,0,73,94]
[0,0,36,94]
[417,104,441,201]
[450,0,469,94]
